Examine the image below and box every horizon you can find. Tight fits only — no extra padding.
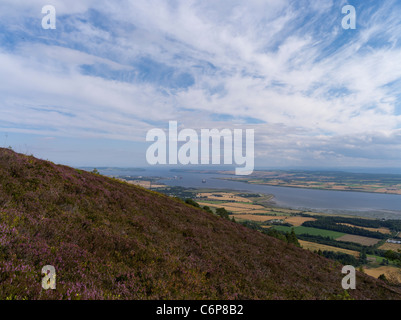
[2,1,401,170]
[78,164,401,176]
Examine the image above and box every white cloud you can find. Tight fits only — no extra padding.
[1,0,401,167]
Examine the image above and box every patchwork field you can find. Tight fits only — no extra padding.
[217,170,401,195]
[192,189,401,280]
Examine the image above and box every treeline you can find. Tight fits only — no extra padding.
[302,218,387,239]
[316,251,362,267]
[184,199,236,222]
[384,250,401,267]
[300,214,401,232]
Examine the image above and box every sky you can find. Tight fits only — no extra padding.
[1,0,401,170]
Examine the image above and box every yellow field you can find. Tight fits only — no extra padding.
[336,234,380,246]
[197,202,268,213]
[125,180,165,189]
[379,242,401,252]
[298,240,360,257]
[364,266,401,283]
[197,192,253,203]
[219,202,266,210]
[230,215,287,222]
[284,216,316,226]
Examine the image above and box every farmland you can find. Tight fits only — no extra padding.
[272,225,346,239]
[132,183,401,283]
[167,188,401,283]
[213,170,401,195]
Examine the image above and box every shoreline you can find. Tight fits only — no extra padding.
[215,177,401,196]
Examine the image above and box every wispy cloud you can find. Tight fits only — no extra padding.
[1,0,401,167]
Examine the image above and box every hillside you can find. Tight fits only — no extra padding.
[0,148,400,300]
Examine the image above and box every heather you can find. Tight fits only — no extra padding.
[0,148,400,300]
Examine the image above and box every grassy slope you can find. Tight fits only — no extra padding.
[0,148,400,300]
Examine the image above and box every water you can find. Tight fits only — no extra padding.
[103,168,401,219]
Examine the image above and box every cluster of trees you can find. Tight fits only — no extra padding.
[384,250,401,267]
[302,215,401,232]
[303,218,387,239]
[239,220,300,247]
[316,250,361,267]
[158,186,197,199]
[298,234,365,251]
[184,199,236,222]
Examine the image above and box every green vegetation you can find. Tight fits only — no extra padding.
[317,251,360,267]
[272,225,345,239]
[239,221,300,247]
[302,219,387,239]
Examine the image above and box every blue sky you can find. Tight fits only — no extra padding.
[1,0,401,169]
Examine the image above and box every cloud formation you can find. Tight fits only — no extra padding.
[1,0,401,167]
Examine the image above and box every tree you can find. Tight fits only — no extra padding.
[202,206,213,214]
[286,228,300,247]
[359,250,367,264]
[378,274,387,282]
[185,198,200,208]
[216,207,230,220]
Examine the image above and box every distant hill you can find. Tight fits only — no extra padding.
[0,148,400,300]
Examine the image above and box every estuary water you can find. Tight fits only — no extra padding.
[105,168,401,220]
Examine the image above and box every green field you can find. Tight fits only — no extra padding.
[272,226,345,239]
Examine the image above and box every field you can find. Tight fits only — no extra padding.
[379,242,401,251]
[272,226,345,239]
[285,216,317,226]
[364,266,401,282]
[298,240,360,257]
[197,201,268,213]
[215,170,401,195]
[196,192,273,214]
[230,214,287,222]
[337,223,391,234]
[155,187,401,282]
[197,192,253,203]
[336,234,381,246]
